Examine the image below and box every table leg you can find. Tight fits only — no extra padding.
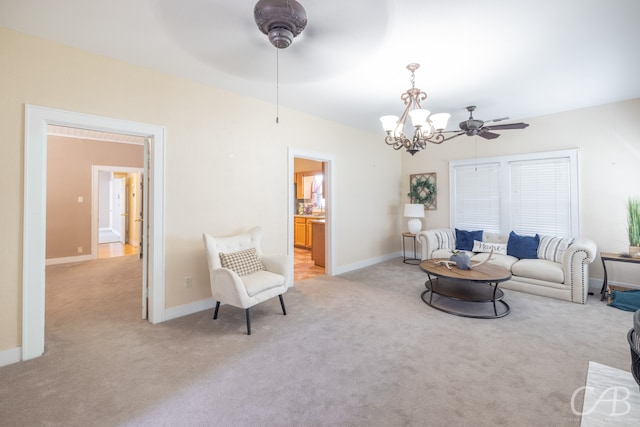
[600,258,608,301]
[491,283,499,317]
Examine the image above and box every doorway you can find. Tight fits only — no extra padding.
[289,149,335,283]
[94,167,144,259]
[23,105,166,361]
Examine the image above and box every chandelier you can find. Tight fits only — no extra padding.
[380,63,451,155]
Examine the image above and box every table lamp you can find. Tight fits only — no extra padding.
[404,203,425,234]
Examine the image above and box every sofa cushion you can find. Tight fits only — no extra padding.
[472,240,508,255]
[455,228,483,251]
[511,259,564,283]
[507,231,540,259]
[471,253,519,270]
[483,232,509,244]
[538,235,574,262]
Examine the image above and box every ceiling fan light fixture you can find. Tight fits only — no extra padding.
[380,63,450,155]
[254,0,307,49]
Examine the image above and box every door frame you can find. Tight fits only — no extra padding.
[289,148,335,277]
[23,104,166,360]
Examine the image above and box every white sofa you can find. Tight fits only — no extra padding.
[416,228,597,304]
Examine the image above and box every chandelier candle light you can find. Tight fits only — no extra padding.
[380,63,451,155]
[404,203,425,234]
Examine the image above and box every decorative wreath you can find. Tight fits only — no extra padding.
[408,178,437,205]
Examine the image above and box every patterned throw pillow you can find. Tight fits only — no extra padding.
[434,230,455,250]
[219,248,266,276]
[472,240,507,255]
[538,236,574,262]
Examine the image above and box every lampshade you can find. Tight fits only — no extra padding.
[429,113,451,131]
[408,109,430,128]
[404,204,425,218]
[380,115,399,133]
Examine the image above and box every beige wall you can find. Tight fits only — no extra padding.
[402,97,640,285]
[0,27,401,352]
[46,136,144,259]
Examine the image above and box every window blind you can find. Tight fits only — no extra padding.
[449,149,579,237]
[509,158,572,237]
[452,162,501,233]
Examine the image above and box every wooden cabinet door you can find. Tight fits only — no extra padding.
[294,219,307,247]
[306,220,313,247]
[295,173,305,199]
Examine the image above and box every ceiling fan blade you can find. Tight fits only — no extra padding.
[484,117,509,124]
[442,132,465,142]
[479,131,500,140]
[485,122,530,131]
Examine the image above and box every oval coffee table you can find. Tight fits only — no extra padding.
[419,259,512,319]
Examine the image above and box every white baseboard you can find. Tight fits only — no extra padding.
[333,251,402,275]
[46,254,93,266]
[164,298,217,321]
[0,347,22,367]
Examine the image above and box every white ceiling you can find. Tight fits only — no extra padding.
[2,0,640,135]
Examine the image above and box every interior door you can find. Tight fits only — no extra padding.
[111,177,126,244]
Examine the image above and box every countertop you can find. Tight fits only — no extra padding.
[294,214,325,219]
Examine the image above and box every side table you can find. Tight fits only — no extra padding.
[600,252,640,300]
[402,232,420,265]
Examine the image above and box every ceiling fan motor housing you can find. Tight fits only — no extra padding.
[254,0,308,49]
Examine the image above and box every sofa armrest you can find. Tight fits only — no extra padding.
[562,237,597,304]
[416,228,454,260]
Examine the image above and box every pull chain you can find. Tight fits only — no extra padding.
[276,48,279,124]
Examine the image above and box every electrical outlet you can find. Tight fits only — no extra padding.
[77,246,83,253]
[184,276,192,288]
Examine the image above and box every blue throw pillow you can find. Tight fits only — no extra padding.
[507,231,540,259]
[455,228,483,251]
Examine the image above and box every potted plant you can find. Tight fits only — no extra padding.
[628,197,640,257]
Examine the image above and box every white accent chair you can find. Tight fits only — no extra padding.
[202,227,291,335]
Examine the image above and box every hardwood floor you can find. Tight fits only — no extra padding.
[98,242,139,259]
[99,243,319,279]
[294,247,324,282]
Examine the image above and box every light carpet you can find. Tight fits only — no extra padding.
[580,361,640,426]
[0,255,636,426]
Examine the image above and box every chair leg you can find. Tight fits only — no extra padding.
[279,294,287,316]
[245,308,251,335]
[213,301,220,320]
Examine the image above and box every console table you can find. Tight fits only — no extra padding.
[599,252,640,301]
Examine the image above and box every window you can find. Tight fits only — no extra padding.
[450,149,580,237]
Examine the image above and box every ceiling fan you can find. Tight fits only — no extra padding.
[443,106,529,141]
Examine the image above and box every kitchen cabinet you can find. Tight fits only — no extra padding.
[294,217,307,247]
[311,220,325,267]
[295,173,305,199]
[294,215,324,249]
